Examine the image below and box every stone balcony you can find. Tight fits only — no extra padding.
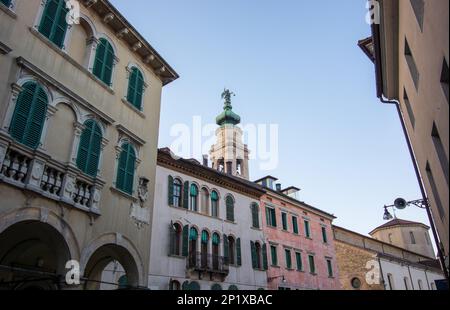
[0,134,104,216]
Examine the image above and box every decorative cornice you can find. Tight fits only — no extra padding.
[116,124,146,146]
[157,149,265,199]
[82,0,179,86]
[0,41,12,55]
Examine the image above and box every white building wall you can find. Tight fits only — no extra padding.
[148,165,267,290]
[380,259,445,290]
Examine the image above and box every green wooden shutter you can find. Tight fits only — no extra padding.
[127,68,144,110]
[293,217,299,234]
[168,175,174,205]
[183,181,189,209]
[52,0,69,48]
[1,0,12,8]
[9,82,48,150]
[252,204,259,228]
[250,241,257,269]
[76,120,102,177]
[322,227,328,243]
[134,70,144,109]
[262,244,268,270]
[226,197,234,222]
[282,213,288,230]
[182,281,189,290]
[182,225,189,257]
[236,238,242,266]
[116,143,136,194]
[127,68,138,105]
[93,39,106,79]
[296,253,302,271]
[39,0,68,48]
[223,234,229,263]
[93,39,114,85]
[103,42,114,85]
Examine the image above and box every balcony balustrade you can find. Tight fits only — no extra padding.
[0,136,103,215]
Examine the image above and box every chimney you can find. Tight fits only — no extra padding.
[202,155,209,167]
[276,183,282,191]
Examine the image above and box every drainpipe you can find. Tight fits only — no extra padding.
[377,256,387,290]
[379,96,449,281]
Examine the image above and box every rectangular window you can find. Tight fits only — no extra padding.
[308,255,316,274]
[292,216,299,234]
[403,88,415,128]
[410,231,416,244]
[304,220,311,238]
[405,38,420,90]
[441,58,449,104]
[326,259,333,277]
[282,212,288,231]
[295,252,303,271]
[322,226,328,243]
[285,249,292,269]
[432,123,449,185]
[270,245,278,266]
[426,163,446,221]
[266,207,277,227]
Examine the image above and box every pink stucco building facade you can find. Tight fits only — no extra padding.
[256,176,341,290]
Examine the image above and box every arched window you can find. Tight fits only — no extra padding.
[38,0,69,48]
[201,188,210,215]
[418,279,423,290]
[211,284,222,291]
[226,195,235,222]
[173,178,182,207]
[387,273,395,290]
[228,236,236,265]
[76,120,102,177]
[126,67,144,110]
[410,231,416,244]
[201,230,209,269]
[170,223,182,256]
[169,280,181,291]
[93,38,115,86]
[116,143,136,195]
[211,191,219,218]
[190,184,199,212]
[189,281,200,291]
[251,203,260,228]
[404,277,411,290]
[9,82,48,149]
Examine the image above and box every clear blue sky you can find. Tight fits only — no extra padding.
[111,0,430,240]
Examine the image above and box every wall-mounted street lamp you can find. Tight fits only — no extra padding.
[383,198,427,220]
[382,197,449,281]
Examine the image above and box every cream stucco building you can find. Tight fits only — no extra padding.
[370,218,435,258]
[0,0,177,290]
[359,0,449,274]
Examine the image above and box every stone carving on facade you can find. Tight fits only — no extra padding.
[130,177,151,229]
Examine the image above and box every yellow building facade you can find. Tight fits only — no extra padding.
[0,0,177,290]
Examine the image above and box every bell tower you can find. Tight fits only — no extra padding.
[210,89,250,180]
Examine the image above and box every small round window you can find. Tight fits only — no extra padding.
[351,277,362,289]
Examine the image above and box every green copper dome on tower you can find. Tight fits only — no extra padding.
[216,89,241,126]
